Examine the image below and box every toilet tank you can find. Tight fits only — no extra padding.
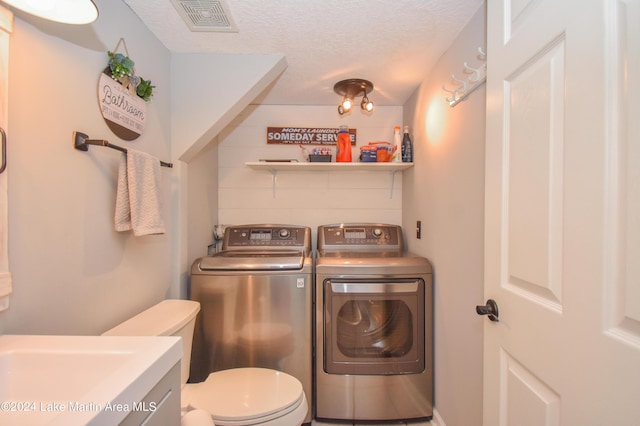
[102,299,200,386]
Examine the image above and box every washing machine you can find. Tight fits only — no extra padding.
[315,223,433,422]
[190,224,313,424]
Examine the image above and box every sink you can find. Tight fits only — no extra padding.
[0,334,182,425]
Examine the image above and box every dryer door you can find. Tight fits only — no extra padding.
[323,279,425,375]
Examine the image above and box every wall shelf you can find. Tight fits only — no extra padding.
[245,161,412,172]
[245,161,413,198]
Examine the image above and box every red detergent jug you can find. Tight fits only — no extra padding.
[336,125,352,162]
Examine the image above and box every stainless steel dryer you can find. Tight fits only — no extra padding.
[190,224,313,424]
[315,223,433,422]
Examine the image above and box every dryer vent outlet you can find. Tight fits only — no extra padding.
[170,0,238,32]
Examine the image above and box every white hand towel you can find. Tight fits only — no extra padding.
[114,149,166,236]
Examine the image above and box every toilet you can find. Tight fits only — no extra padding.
[102,299,308,426]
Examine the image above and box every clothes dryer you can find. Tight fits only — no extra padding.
[315,223,433,422]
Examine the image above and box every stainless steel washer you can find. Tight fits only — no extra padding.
[315,223,433,422]
[190,224,313,424]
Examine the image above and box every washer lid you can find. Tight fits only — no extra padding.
[197,251,305,271]
[186,368,304,423]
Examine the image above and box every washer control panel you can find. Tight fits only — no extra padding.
[318,224,402,250]
[225,225,309,248]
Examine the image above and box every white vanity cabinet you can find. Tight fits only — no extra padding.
[120,362,181,426]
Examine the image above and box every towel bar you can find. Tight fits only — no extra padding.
[73,131,173,168]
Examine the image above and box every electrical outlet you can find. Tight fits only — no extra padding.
[416,220,422,239]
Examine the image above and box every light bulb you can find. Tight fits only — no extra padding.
[341,97,353,112]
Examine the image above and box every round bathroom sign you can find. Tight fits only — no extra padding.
[97,69,146,141]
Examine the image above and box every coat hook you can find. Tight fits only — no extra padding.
[463,62,482,82]
[478,47,487,60]
[441,84,458,103]
[451,74,467,93]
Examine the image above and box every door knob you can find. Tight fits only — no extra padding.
[476,299,499,322]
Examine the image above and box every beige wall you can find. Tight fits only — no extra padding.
[1,0,176,334]
[403,5,486,426]
[170,53,286,162]
[187,140,218,273]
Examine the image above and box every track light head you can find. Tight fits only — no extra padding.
[334,78,375,115]
[361,95,374,112]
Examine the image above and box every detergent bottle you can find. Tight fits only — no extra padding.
[336,125,352,162]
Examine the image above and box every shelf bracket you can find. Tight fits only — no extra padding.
[270,169,277,198]
[390,170,397,199]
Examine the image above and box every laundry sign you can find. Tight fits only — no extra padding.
[267,127,356,145]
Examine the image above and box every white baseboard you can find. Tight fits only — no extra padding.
[430,408,446,426]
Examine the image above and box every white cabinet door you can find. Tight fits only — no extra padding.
[0,6,10,311]
[483,0,640,424]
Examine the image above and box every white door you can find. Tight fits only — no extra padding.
[483,0,640,424]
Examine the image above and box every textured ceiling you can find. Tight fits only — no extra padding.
[123,0,484,106]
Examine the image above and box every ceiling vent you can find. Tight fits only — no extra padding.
[170,0,238,32]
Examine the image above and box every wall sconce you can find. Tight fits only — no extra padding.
[334,78,374,115]
[1,0,98,24]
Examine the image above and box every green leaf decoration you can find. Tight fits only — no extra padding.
[106,51,154,102]
[136,78,155,102]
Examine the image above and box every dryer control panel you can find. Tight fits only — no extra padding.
[318,223,403,251]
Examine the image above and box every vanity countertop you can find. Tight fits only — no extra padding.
[0,334,181,425]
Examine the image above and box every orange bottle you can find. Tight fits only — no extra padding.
[336,125,352,162]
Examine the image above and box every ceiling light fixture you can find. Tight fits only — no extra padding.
[334,78,374,115]
[1,0,98,24]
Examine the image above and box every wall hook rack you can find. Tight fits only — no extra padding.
[464,62,482,82]
[73,131,173,168]
[441,46,487,107]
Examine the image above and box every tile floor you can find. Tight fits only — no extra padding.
[312,420,433,426]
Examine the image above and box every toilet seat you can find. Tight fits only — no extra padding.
[183,368,306,426]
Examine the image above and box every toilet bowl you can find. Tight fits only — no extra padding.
[182,368,307,426]
[103,300,307,426]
